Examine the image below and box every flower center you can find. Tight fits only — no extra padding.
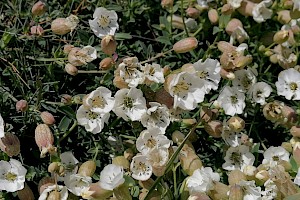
[5,172,17,181]
[290,82,298,91]
[272,155,280,161]
[230,152,242,165]
[98,15,110,27]
[197,70,208,79]
[241,76,252,89]
[87,111,99,119]
[230,95,238,104]
[146,137,157,149]
[173,81,190,94]
[92,96,106,108]
[123,96,133,108]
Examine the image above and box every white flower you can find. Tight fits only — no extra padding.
[293,0,300,11]
[237,180,261,200]
[275,68,300,100]
[141,102,170,132]
[294,167,300,186]
[130,155,152,181]
[262,179,278,200]
[193,58,221,92]
[248,82,272,105]
[76,105,110,134]
[262,146,289,167]
[168,72,206,110]
[0,159,27,192]
[80,46,97,63]
[216,86,246,116]
[141,63,165,84]
[222,145,255,171]
[252,0,273,23]
[118,57,144,88]
[65,174,92,196]
[0,114,4,138]
[38,185,68,200]
[59,152,79,182]
[222,128,243,147]
[66,14,79,33]
[232,68,257,92]
[187,167,220,194]
[113,88,147,121]
[227,0,243,8]
[89,7,119,38]
[230,26,249,44]
[136,127,171,155]
[100,164,125,191]
[147,147,169,172]
[84,87,115,114]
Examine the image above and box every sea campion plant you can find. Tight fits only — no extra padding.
[2,0,300,199]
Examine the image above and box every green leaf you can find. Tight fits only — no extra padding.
[290,156,299,173]
[58,106,76,119]
[115,33,132,40]
[156,36,172,45]
[0,30,14,49]
[219,14,231,29]
[212,26,221,35]
[58,116,72,132]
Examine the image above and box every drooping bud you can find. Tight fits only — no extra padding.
[101,35,117,55]
[139,178,155,190]
[51,18,71,35]
[154,88,174,109]
[204,120,223,138]
[186,7,200,19]
[78,160,97,177]
[237,0,255,16]
[222,4,234,15]
[228,170,247,185]
[173,37,198,53]
[113,184,132,200]
[208,9,219,25]
[124,148,134,160]
[100,57,114,70]
[63,44,74,54]
[88,183,113,199]
[220,68,235,80]
[290,125,300,137]
[179,144,202,175]
[112,156,130,170]
[210,182,230,200]
[35,124,56,158]
[16,100,28,112]
[0,133,20,157]
[200,107,215,123]
[65,63,78,76]
[226,19,243,35]
[48,162,61,174]
[40,111,55,125]
[31,25,44,36]
[61,94,72,105]
[228,185,244,200]
[47,190,61,200]
[227,116,245,133]
[277,10,291,24]
[161,0,173,9]
[17,183,35,200]
[273,30,289,44]
[32,1,46,16]
[282,142,293,152]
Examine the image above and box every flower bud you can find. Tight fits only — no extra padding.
[139,178,155,190]
[51,18,71,35]
[290,9,300,19]
[139,188,161,200]
[113,75,128,89]
[200,107,215,123]
[101,35,117,55]
[17,183,34,200]
[291,125,300,137]
[222,4,234,15]
[65,63,78,76]
[208,9,219,25]
[161,0,173,8]
[88,183,113,199]
[173,37,198,53]
[61,94,72,105]
[113,184,132,200]
[100,57,114,70]
[204,120,223,138]
[48,162,60,174]
[63,44,74,54]
[112,156,130,170]
[35,124,56,158]
[124,148,134,160]
[172,130,185,144]
[40,111,55,125]
[228,170,247,185]
[67,47,85,67]
[186,7,200,19]
[210,182,230,200]
[243,165,257,179]
[227,116,245,133]
[277,10,291,24]
[0,133,20,157]
[282,142,293,152]
[281,105,297,128]
[31,25,44,36]
[38,177,55,194]
[180,144,202,175]
[16,99,28,112]
[32,1,46,16]
[226,19,243,35]
[263,101,283,122]
[228,185,244,200]
[273,30,289,44]
[188,193,211,200]
[237,0,255,16]
[78,160,97,177]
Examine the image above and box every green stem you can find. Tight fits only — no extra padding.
[180,0,189,37]
[77,70,109,74]
[58,121,78,143]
